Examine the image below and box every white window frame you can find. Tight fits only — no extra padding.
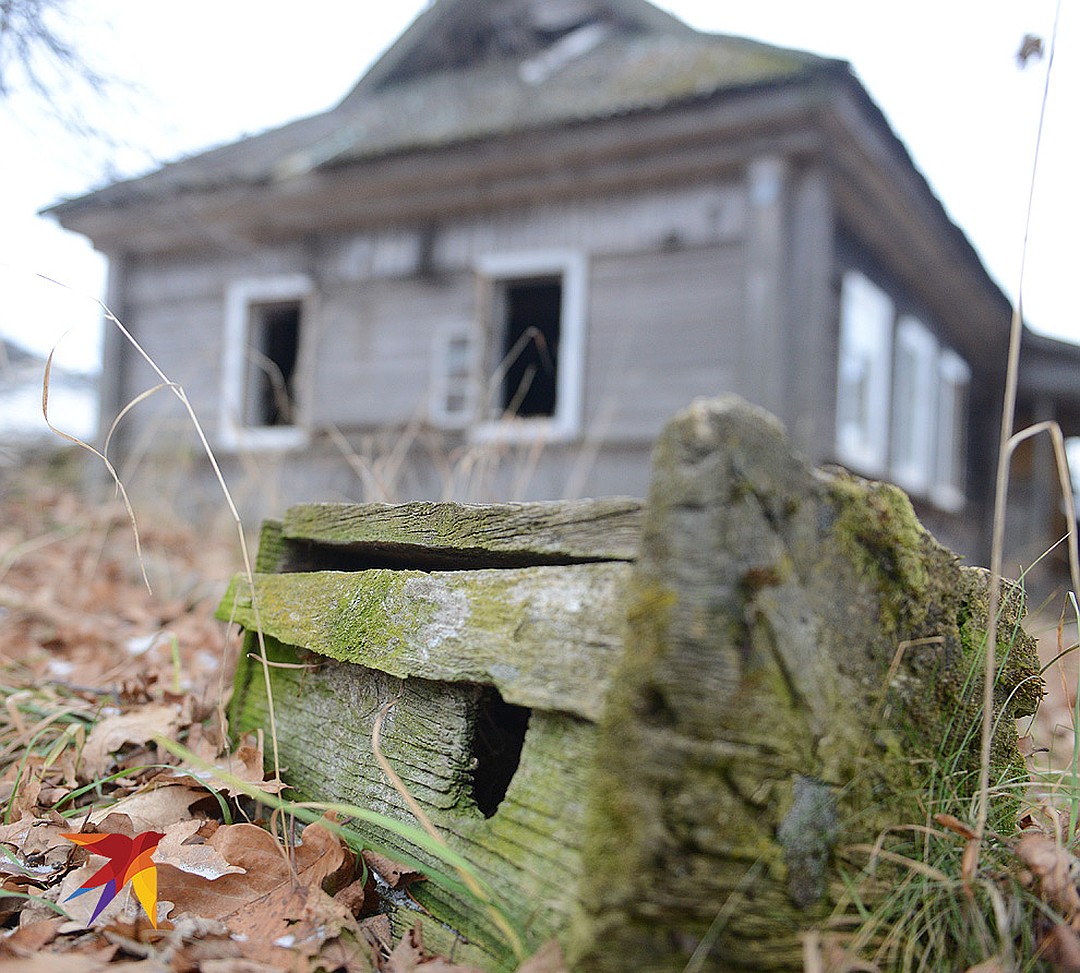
[932,349,971,512]
[429,322,480,429]
[220,274,312,452]
[835,271,894,476]
[473,250,588,444]
[890,316,938,495]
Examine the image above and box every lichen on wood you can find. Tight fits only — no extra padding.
[279,498,643,570]
[574,396,1042,972]
[218,561,630,721]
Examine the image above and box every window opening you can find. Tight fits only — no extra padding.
[497,277,561,419]
[474,250,586,442]
[470,687,531,819]
[244,300,301,427]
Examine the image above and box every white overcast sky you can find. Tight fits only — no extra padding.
[0,0,1075,374]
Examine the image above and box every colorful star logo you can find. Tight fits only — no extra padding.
[62,830,165,927]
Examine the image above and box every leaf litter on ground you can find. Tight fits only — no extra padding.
[0,480,566,972]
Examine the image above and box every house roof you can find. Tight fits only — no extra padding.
[45,0,1025,373]
[47,0,842,215]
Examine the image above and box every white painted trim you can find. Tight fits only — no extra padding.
[220,274,313,452]
[429,321,480,429]
[473,250,588,444]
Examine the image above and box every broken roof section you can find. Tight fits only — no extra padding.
[47,0,843,213]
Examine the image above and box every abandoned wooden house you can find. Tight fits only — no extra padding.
[45,0,1080,575]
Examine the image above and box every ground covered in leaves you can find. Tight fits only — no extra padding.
[0,466,565,973]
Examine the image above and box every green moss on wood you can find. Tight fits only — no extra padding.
[217,563,630,721]
[576,397,1044,973]
[281,498,643,566]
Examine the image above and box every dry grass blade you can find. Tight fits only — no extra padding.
[370,697,527,963]
[845,844,951,884]
[41,341,149,592]
[33,274,283,783]
[978,0,1069,849]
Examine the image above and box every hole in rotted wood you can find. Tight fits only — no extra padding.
[471,687,531,818]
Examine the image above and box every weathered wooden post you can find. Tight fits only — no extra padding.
[219,397,1041,972]
[574,397,1041,971]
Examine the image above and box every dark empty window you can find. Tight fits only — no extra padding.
[244,300,301,427]
[497,277,561,418]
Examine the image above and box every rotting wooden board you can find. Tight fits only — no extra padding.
[277,497,643,570]
[229,637,598,971]
[217,561,631,721]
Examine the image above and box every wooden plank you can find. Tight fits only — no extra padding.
[279,497,643,568]
[229,636,596,970]
[219,561,631,721]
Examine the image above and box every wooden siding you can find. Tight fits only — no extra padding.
[585,245,744,441]
[309,277,475,428]
[305,180,748,434]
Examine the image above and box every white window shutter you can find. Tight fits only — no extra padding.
[890,316,938,495]
[933,350,971,511]
[835,271,893,476]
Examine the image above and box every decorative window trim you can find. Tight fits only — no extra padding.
[429,322,481,429]
[835,271,894,476]
[472,250,588,444]
[220,274,312,452]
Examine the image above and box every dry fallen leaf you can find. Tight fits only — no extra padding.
[1016,833,1080,921]
[80,702,184,778]
[175,743,287,797]
[383,923,485,973]
[362,849,426,890]
[155,819,246,880]
[0,916,63,956]
[155,818,367,969]
[1042,924,1080,973]
[0,811,75,861]
[293,814,353,891]
[87,781,209,834]
[384,924,428,973]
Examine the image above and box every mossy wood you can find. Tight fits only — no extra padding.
[220,398,1042,973]
[273,498,643,571]
[575,399,1041,972]
[222,498,635,969]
